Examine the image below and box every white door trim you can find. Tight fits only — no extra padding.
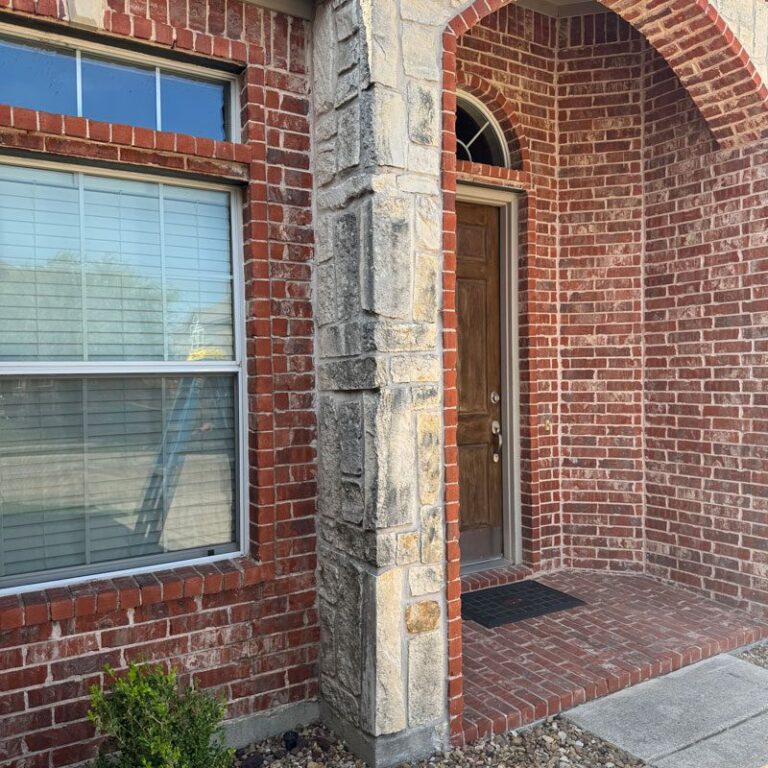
[456,183,523,566]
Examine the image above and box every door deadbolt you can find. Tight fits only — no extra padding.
[490,391,500,404]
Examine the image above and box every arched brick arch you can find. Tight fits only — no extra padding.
[456,71,529,170]
[448,0,768,148]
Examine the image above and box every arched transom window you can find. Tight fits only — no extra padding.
[455,93,509,168]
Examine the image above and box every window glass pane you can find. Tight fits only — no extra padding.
[0,375,238,584]
[0,165,235,362]
[83,176,164,360]
[0,37,77,116]
[163,187,233,361]
[161,73,227,141]
[0,167,83,361]
[81,56,156,129]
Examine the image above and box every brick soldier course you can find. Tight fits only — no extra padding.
[0,0,767,766]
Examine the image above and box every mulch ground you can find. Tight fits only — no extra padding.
[234,717,648,768]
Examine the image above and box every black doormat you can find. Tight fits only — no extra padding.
[461,580,586,628]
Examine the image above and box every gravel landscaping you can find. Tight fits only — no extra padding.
[735,641,768,670]
[235,717,648,768]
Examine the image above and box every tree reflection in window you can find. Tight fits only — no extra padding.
[455,94,509,168]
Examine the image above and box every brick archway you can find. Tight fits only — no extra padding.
[442,0,768,743]
[448,0,768,149]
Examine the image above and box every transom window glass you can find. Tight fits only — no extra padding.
[456,94,509,168]
[0,34,232,141]
[0,164,242,590]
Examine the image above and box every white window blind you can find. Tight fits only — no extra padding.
[0,164,242,589]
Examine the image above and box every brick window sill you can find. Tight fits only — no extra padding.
[0,105,252,179]
[0,557,274,630]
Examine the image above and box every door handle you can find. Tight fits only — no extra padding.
[491,420,502,462]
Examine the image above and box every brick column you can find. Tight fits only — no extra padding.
[312,0,451,764]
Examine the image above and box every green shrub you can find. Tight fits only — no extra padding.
[88,663,234,768]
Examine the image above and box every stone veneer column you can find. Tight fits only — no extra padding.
[312,0,464,764]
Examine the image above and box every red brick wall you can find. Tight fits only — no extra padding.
[0,2,317,766]
[457,8,647,573]
[643,41,768,613]
[457,5,562,573]
[455,3,768,605]
[558,15,645,571]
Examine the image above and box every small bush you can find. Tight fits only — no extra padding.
[88,663,234,768]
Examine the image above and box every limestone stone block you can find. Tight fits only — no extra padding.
[390,354,441,383]
[411,384,440,411]
[415,194,441,252]
[319,322,364,359]
[420,506,445,564]
[400,0,465,24]
[417,413,441,506]
[338,399,364,476]
[409,564,445,597]
[363,388,417,530]
[315,111,339,144]
[327,518,368,562]
[319,357,384,391]
[364,322,438,354]
[335,561,363,696]
[362,88,407,168]
[362,568,407,735]
[319,608,336,678]
[317,398,341,518]
[398,174,442,197]
[408,82,439,147]
[359,0,401,89]
[402,22,441,81]
[396,531,420,565]
[336,100,361,170]
[335,211,361,320]
[65,0,106,26]
[414,252,439,323]
[316,146,338,188]
[366,531,398,567]
[338,34,360,75]
[362,193,413,320]
[335,68,360,107]
[405,601,441,633]
[407,144,441,175]
[341,478,364,524]
[321,675,360,727]
[335,0,359,41]
[408,631,446,727]
[313,2,337,114]
[316,261,337,327]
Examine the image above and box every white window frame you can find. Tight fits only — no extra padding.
[0,156,249,597]
[456,91,511,169]
[0,21,242,142]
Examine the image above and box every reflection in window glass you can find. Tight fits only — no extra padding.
[0,37,77,116]
[0,375,238,584]
[81,56,157,129]
[455,98,508,168]
[0,164,235,362]
[161,74,227,141]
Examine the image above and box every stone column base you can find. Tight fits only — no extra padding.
[321,703,449,768]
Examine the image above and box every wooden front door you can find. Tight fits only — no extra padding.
[456,202,503,564]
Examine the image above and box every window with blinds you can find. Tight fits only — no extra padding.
[0,164,243,589]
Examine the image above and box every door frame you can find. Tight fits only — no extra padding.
[456,182,523,567]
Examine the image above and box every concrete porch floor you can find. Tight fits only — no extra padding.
[460,570,768,744]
